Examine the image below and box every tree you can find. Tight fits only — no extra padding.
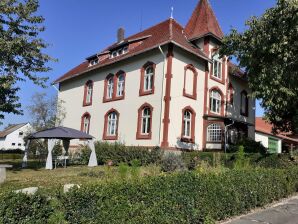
[220,0,298,134]
[0,0,54,123]
[27,92,66,131]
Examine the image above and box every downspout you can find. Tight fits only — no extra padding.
[158,45,166,146]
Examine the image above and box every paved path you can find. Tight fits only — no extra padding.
[223,196,298,224]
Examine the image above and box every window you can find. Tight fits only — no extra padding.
[139,62,156,96]
[136,103,153,139]
[103,109,119,140]
[19,132,23,136]
[207,123,222,142]
[240,90,248,116]
[83,80,93,106]
[228,83,234,105]
[212,54,222,79]
[89,58,99,66]
[183,111,191,138]
[107,112,118,136]
[81,113,91,134]
[181,107,196,143]
[18,143,21,146]
[103,72,125,102]
[110,46,129,58]
[12,143,16,146]
[210,90,222,114]
[183,64,198,100]
[116,72,125,97]
[107,76,114,99]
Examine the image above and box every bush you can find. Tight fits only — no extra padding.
[93,141,163,166]
[228,138,267,154]
[160,153,185,172]
[0,192,53,224]
[59,167,298,223]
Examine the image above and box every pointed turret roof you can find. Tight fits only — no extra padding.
[185,0,224,40]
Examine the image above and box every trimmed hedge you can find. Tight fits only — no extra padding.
[1,167,298,223]
[78,141,163,166]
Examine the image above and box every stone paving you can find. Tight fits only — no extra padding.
[223,196,298,224]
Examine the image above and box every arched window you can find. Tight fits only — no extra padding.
[181,107,196,143]
[212,53,222,79]
[107,76,114,99]
[83,80,93,106]
[210,90,222,114]
[81,113,91,134]
[103,109,119,140]
[116,72,125,97]
[240,90,248,116]
[136,103,153,139]
[183,64,198,100]
[207,123,222,142]
[139,62,156,96]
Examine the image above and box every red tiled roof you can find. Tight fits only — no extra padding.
[185,0,224,40]
[255,118,298,143]
[54,19,210,84]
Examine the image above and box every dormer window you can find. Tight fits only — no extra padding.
[110,45,129,58]
[89,58,99,66]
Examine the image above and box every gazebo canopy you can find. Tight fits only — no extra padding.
[29,126,93,140]
[23,126,97,169]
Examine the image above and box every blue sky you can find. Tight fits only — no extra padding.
[1,0,276,129]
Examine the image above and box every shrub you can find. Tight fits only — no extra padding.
[0,192,53,224]
[160,153,185,172]
[233,146,251,169]
[228,138,267,154]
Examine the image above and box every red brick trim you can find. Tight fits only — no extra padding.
[139,61,156,96]
[180,106,196,144]
[203,37,210,55]
[103,71,126,103]
[208,86,225,117]
[202,62,209,149]
[136,103,153,140]
[83,80,93,107]
[240,90,249,117]
[161,44,173,148]
[183,64,198,100]
[102,108,119,140]
[80,112,91,134]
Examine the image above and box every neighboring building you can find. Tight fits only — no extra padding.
[0,123,32,151]
[255,118,298,153]
[54,0,255,150]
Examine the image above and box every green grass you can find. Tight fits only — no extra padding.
[0,161,161,193]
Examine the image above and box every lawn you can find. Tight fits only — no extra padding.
[0,162,160,193]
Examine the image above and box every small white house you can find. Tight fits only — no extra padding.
[255,118,298,153]
[0,123,32,151]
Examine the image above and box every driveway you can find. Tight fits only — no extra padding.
[222,195,298,224]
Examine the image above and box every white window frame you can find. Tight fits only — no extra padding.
[210,90,221,114]
[212,54,222,79]
[83,116,90,134]
[141,108,151,135]
[207,123,222,142]
[107,77,114,99]
[144,65,154,91]
[107,112,117,136]
[183,110,191,138]
[86,82,93,104]
[89,58,99,66]
[117,74,125,97]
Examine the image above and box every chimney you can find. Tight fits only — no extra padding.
[117,27,125,43]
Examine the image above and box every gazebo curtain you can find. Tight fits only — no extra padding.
[46,139,56,170]
[88,140,98,167]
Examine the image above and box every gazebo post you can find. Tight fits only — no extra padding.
[22,140,31,168]
[88,139,98,167]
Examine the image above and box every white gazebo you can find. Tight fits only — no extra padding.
[22,127,97,170]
